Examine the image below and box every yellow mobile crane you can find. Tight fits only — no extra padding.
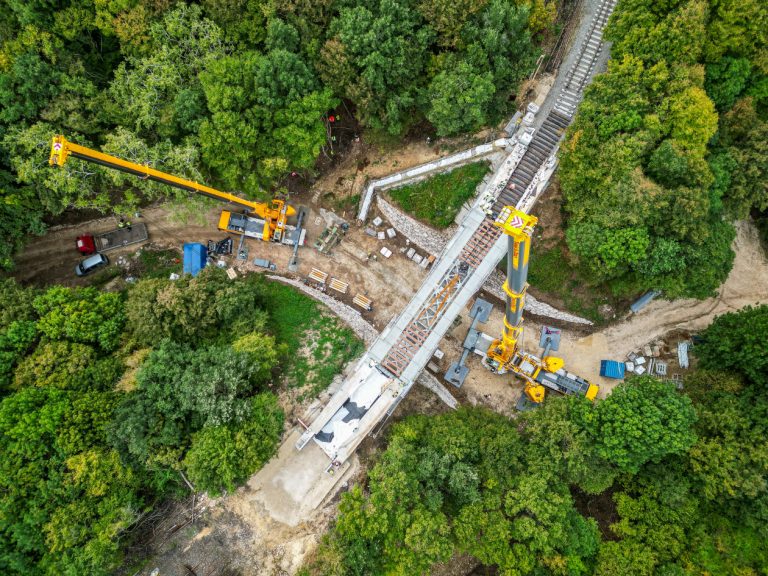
[49,135,296,243]
[486,206,599,404]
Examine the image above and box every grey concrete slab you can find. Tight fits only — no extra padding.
[250,429,355,527]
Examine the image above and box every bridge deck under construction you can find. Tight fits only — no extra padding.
[297,0,619,464]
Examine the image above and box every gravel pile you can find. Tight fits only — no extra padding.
[264,275,380,345]
[376,196,452,257]
[483,270,593,325]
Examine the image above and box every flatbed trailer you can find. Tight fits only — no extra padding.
[93,222,149,252]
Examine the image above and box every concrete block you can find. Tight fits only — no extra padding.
[643,345,653,357]
[377,231,385,240]
[372,216,383,226]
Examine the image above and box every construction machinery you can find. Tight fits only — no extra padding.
[485,206,599,404]
[49,135,299,244]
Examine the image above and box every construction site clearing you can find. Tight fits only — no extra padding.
[12,0,768,567]
[20,59,750,473]
[12,99,768,576]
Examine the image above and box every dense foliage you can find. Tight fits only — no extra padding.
[0,0,551,269]
[694,304,768,386]
[0,269,361,574]
[303,306,768,576]
[559,0,767,298]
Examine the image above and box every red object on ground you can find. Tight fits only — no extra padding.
[76,235,96,255]
[329,115,335,122]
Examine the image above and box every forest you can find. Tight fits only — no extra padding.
[300,305,768,575]
[0,270,361,575]
[0,0,551,270]
[1,0,766,574]
[558,0,767,298]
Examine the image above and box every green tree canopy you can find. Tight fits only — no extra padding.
[184,392,284,495]
[125,268,269,346]
[324,407,602,575]
[558,0,765,299]
[694,305,768,385]
[34,286,125,351]
[580,377,697,474]
[109,340,277,471]
[320,0,432,135]
[426,59,495,137]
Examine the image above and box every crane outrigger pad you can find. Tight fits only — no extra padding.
[539,326,562,351]
[469,297,494,323]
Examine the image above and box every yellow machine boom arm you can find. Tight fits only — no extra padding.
[486,206,597,404]
[49,135,295,220]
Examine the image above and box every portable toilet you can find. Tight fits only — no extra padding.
[183,243,207,277]
[600,360,626,379]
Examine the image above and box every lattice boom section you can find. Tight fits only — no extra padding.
[460,217,502,267]
[380,219,502,378]
[380,322,429,377]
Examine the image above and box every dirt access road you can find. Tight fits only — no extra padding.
[10,200,436,330]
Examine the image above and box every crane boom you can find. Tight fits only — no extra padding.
[485,206,598,404]
[48,135,295,222]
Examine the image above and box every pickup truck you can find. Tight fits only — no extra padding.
[76,222,149,254]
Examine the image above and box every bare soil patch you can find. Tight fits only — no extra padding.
[571,487,620,541]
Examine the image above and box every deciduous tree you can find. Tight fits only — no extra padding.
[581,377,697,474]
[184,392,284,495]
[694,305,768,385]
[320,0,432,135]
[426,59,495,137]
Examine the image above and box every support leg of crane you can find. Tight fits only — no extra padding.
[444,363,470,388]
[515,393,539,412]
[236,232,248,260]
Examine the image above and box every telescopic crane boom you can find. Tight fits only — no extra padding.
[49,135,295,242]
[485,206,598,404]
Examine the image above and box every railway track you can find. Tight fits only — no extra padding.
[556,0,618,117]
